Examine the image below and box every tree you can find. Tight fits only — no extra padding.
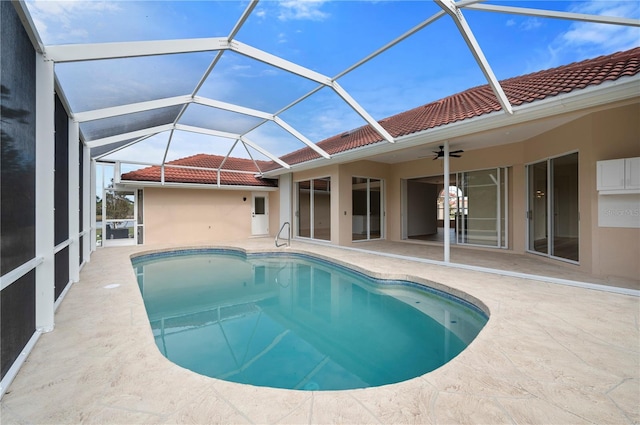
[105,191,134,223]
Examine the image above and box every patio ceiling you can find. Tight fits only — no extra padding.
[16,0,640,174]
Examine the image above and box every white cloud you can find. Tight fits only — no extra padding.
[520,18,542,31]
[26,0,121,43]
[554,1,640,52]
[277,0,329,21]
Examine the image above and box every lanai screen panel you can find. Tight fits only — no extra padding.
[80,105,183,142]
[55,52,216,112]
[90,137,148,159]
[0,0,37,381]
[79,141,84,266]
[180,104,264,134]
[244,120,312,159]
[279,86,371,147]
[27,1,240,45]
[197,52,320,113]
[1,1,36,272]
[55,94,70,246]
[237,1,443,77]
[54,94,70,300]
[163,131,240,162]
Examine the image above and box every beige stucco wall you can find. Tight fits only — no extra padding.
[382,101,639,280]
[139,102,638,281]
[143,187,279,245]
[586,103,640,280]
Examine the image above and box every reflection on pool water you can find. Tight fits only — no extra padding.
[132,250,488,391]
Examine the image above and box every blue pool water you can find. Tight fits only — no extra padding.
[132,249,487,391]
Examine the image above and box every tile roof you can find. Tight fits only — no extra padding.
[121,153,278,187]
[270,47,640,169]
[122,47,639,184]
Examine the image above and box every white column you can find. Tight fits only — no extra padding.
[279,173,292,237]
[82,144,91,261]
[90,159,97,252]
[68,119,80,282]
[443,141,450,263]
[35,54,55,332]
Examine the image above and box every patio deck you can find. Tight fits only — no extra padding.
[1,239,638,424]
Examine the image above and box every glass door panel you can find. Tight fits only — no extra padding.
[297,181,311,238]
[500,168,507,248]
[370,179,382,240]
[461,170,498,247]
[313,178,331,241]
[297,178,331,241]
[352,177,383,241]
[551,153,579,261]
[352,177,367,241]
[528,161,548,254]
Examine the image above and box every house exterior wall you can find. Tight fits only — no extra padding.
[380,101,639,280]
[386,143,521,248]
[587,103,640,280]
[137,103,638,281]
[143,187,279,245]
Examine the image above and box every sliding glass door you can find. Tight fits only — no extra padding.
[456,168,507,248]
[527,152,579,262]
[296,177,331,241]
[352,177,383,241]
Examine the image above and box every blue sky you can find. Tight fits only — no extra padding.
[26,0,640,165]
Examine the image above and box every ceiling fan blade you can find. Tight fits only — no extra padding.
[450,150,464,154]
[451,154,462,157]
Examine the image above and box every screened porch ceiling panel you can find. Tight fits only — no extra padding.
[54,52,217,112]
[80,105,184,142]
[20,0,640,173]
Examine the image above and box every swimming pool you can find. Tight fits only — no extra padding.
[132,249,488,391]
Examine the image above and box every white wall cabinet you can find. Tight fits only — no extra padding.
[597,157,640,193]
[627,157,640,190]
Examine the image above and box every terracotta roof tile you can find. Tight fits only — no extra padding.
[121,154,278,187]
[266,47,639,170]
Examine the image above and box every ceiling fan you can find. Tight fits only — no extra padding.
[433,145,464,160]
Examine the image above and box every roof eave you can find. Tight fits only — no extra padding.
[117,180,278,191]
